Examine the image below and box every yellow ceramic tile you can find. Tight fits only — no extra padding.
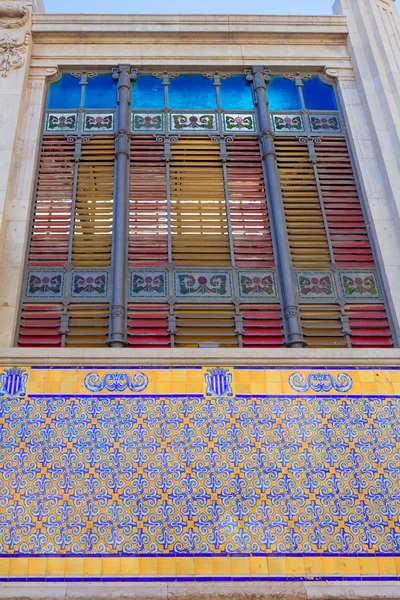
[102,557,121,577]
[266,382,283,394]
[376,382,394,394]
[235,383,251,394]
[394,557,400,575]
[0,558,10,577]
[322,556,342,576]
[230,557,249,576]
[83,558,103,577]
[9,557,29,577]
[358,557,378,576]
[172,370,188,382]
[65,557,84,577]
[157,557,176,577]
[267,557,287,576]
[389,370,400,383]
[392,382,400,394]
[46,557,65,577]
[358,370,376,383]
[285,557,305,576]
[175,557,195,577]
[265,370,282,383]
[377,557,396,576]
[213,556,231,576]
[340,557,360,576]
[194,557,213,576]
[361,382,379,394]
[28,558,47,577]
[139,557,158,576]
[249,556,268,576]
[304,556,323,577]
[121,557,140,577]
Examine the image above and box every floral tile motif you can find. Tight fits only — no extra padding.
[238,271,278,299]
[309,113,341,133]
[130,271,167,298]
[339,271,382,299]
[26,270,64,298]
[223,113,256,132]
[271,113,305,133]
[45,112,78,132]
[296,271,336,300]
[132,112,164,132]
[175,271,232,298]
[71,270,109,299]
[83,112,115,132]
[170,113,218,132]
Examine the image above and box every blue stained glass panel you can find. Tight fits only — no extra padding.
[220,76,254,110]
[47,74,81,110]
[168,75,216,110]
[267,77,301,111]
[84,74,117,109]
[132,75,164,109]
[303,77,338,111]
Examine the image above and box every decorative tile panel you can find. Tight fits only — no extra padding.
[309,113,341,133]
[174,271,232,298]
[296,271,336,299]
[26,270,65,298]
[83,112,115,132]
[339,271,382,299]
[170,113,218,132]
[130,270,167,299]
[1,365,400,581]
[223,113,256,132]
[132,112,164,132]
[71,270,109,298]
[271,113,305,133]
[45,112,77,132]
[238,270,278,299]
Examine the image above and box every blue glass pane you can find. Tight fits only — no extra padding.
[303,77,338,110]
[47,74,81,109]
[168,75,216,110]
[84,74,117,109]
[132,75,164,109]
[267,77,301,111]
[220,76,254,110]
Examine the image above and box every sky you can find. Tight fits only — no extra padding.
[44,0,334,15]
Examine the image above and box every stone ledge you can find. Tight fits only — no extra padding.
[0,582,399,600]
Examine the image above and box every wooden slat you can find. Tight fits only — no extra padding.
[175,303,238,347]
[300,304,347,348]
[170,137,230,266]
[127,304,171,347]
[129,137,168,266]
[226,137,274,268]
[65,303,109,347]
[346,304,393,347]
[28,136,75,267]
[18,303,63,347]
[275,137,330,268]
[241,303,285,347]
[315,137,374,267]
[72,136,114,268]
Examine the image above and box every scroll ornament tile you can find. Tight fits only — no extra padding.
[223,113,256,132]
[272,114,305,133]
[130,271,167,298]
[239,271,277,298]
[289,372,353,393]
[132,112,164,132]
[175,271,232,298]
[170,113,218,131]
[71,271,108,298]
[0,31,30,78]
[84,371,149,393]
[296,271,335,299]
[83,113,114,132]
[46,112,77,132]
[340,272,381,299]
[309,114,341,133]
[26,270,64,298]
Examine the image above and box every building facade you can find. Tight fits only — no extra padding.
[0,0,400,597]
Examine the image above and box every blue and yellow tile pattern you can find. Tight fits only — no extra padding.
[0,365,400,580]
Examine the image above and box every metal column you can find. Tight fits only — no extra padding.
[246,66,305,348]
[108,64,137,347]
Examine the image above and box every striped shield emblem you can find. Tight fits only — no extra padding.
[205,367,233,397]
[0,368,27,397]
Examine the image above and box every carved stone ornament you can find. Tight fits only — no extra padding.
[0,31,29,78]
[0,1,29,29]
